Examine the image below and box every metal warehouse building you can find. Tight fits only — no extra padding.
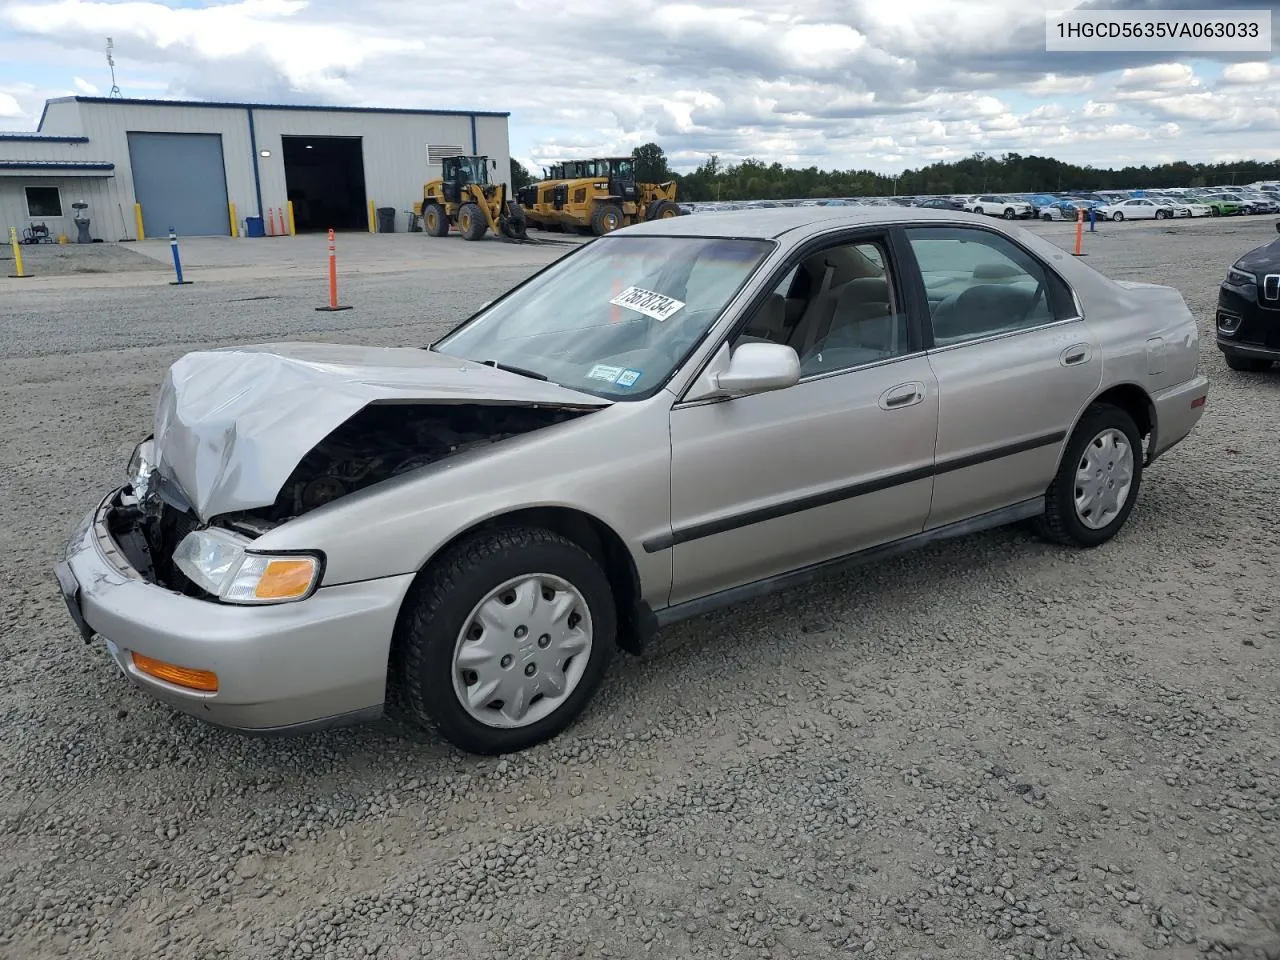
[0,96,511,242]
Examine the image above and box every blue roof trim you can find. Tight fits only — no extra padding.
[65,95,510,118]
[0,134,89,143]
[0,161,114,171]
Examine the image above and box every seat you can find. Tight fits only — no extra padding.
[930,283,1040,345]
[737,292,788,344]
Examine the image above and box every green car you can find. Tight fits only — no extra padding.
[1195,193,1243,216]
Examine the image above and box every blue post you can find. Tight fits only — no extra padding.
[1088,205,1096,232]
[168,226,192,285]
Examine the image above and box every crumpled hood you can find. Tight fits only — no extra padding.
[152,342,610,522]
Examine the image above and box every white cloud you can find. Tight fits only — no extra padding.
[0,0,1276,174]
[72,76,99,95]
[1222,62,1271,85]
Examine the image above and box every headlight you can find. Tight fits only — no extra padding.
[126,438,156,492]
[1226,266,1255,287]
[172,528,322,604]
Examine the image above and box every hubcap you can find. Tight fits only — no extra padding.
[1073,427,1134,530]
[451,574,592,728]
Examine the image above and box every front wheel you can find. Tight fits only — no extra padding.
[973,206,985,216]
[458,202,488,241]
[1034,403,1143,548]
[591,202,624,235]
[1112,211,1124,222]
[391,527,616,755]
[1003,207,1016,219]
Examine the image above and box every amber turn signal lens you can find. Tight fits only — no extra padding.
[254,558,319,600]
[130,651,218,692]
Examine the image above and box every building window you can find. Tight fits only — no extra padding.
[25,186,63,218]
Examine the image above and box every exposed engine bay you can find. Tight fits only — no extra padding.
[109,402,589,593]
[226,402,589,530]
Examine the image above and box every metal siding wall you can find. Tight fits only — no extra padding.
[0,176,123,241]
[251,111,510,230]
[474,116,513,192]
[0,140,96,162]
[35,101,84,135]
[76,101,255,239]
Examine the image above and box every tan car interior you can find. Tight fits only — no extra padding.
[734,241,909,373]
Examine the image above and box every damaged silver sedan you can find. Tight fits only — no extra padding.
[55,206,1208,755]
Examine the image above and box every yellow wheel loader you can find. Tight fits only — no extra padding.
[420,155,527,241]
[517,157,681,235]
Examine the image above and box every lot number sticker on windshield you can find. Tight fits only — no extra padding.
[609,286,686,322]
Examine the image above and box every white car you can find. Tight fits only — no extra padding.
[1153,197,1210,218]
[963,194,1033,219]
[1097,198,1172,221]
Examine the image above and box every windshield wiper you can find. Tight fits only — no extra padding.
[479,359,550,382]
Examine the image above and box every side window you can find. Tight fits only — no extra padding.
[731,237,913,376]
[904,226,1074,347]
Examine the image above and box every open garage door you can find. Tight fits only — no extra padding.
[127,132,231,238]
[282,136,368,232]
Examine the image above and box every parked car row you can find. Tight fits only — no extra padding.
[677,181,1280,222]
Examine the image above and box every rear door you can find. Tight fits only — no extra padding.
[898,223,1102,530]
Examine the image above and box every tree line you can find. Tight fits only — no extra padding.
[511,144,1280,202]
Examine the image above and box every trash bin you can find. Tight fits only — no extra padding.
[245,216,265,238]
[377,206,396,233]
[74,218,92,243]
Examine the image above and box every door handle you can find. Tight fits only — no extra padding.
[878,382,925,410]
[1060,343,1092,366]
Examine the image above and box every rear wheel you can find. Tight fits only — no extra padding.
[458,202,488,241]
[591,202,624,235]
[1034,403,1143,548]
[423,203,451,237]
[392,527,617,755]
[1224,352,1274,372]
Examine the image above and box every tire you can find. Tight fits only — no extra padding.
[423,203,450,237]
[1003,207,1016,220]
[1112,211,1124,222]
[458,202,488,241]
[1034,403,1144,548]
[1224,352,1274,372]
[1041,212,1052,221]
[591,202,624,235]
[646,199,680,221]
[973,207,984,216]
[391,526,617,755]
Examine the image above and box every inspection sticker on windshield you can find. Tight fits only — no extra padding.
[609,286,685,322]
[587,364,624,382]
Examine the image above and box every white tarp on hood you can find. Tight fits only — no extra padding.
[151,342,610,522]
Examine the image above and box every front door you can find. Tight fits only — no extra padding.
[899,224,1103,529]
[665,232,940,607]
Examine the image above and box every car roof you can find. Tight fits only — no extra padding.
[614,205,1005,242]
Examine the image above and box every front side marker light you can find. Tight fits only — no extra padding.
[223,555,321,603]
[131,651,218,692]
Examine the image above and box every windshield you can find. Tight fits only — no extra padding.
[432,235,774,398]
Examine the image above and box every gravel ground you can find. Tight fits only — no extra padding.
[0,240,167,276]
[1,215,1277,960]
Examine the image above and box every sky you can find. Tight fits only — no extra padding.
[0,0,1278,175]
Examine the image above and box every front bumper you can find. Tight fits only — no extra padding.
[53,489,416,735]
[1217,284,1280,358]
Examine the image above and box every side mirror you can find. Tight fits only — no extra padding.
[685,341,800,401]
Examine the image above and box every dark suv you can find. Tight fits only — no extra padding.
[1216,223,1280,372]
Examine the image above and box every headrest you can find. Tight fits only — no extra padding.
[837,276,889,307]
[972,261,1022,281]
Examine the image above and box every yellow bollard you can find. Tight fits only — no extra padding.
[228,202,239,238]
[8,226,31,278]
[368,199,376,233]
[133,202,145,241]
[287,200,296,236]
